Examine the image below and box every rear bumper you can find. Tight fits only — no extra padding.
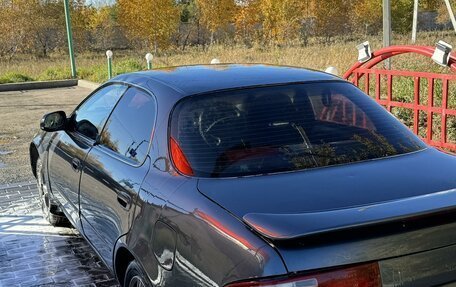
[275,219,456,273]
[380,242,456,286]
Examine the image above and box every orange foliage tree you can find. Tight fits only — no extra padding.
[118,0,180,51]
[195,0,236,44]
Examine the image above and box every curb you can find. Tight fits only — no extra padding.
[78,79,100,90]
[0,79,78,92]
[0,79,100,92]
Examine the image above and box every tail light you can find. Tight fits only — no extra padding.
[170,137,194,176]
[226,262,381,287]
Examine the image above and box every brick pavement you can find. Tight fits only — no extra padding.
[0,181,119,287]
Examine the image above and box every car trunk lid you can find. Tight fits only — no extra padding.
[197,148,455,221]
[197,148,456,276]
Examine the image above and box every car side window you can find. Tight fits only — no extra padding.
[99,87,156,164]
[72,84,127,140]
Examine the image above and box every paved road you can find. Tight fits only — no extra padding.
[0,86,119,286]
[0,86,89,183]
[0,181,119,286]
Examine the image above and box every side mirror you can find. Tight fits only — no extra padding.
[40,111,67,132]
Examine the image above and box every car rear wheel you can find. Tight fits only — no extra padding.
[124,260,149,287]
[36,157,70,227]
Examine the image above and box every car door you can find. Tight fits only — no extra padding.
[79,86,156,267]
[47,84,127,226]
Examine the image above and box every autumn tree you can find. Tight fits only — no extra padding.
[118,0,180,51]
[353,0,383,35]
[77,4,130,51]
[0,1,24,57]
[175,0,202,49]
[352,0,414,35]
[234,0,261,45]
[0,0,67,57]
[436,0,456,25]
[392,0,414,34]
[258,0,308,45]
[195,0,236,44]
[314,0,353,42]
[421,0,440,10]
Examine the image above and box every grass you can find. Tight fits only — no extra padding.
[0,72,34,84]
[0,31,455,83]
[0,31,455,144]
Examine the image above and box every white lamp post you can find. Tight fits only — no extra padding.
[145,53,153,70]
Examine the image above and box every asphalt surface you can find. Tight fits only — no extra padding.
[0,86,89,183]
[0,87,118,286]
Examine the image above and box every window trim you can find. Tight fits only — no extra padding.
[95,83,158,168]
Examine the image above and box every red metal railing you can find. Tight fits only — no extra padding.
[344,45,456,152]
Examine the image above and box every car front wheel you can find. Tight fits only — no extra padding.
[36,157,69,227]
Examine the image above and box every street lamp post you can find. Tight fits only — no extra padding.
[63,0,76,78]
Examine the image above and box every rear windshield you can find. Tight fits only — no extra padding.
[171,82,425,177]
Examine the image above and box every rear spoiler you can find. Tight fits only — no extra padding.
[243,188,456,240]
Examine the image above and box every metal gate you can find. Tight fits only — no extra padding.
[344,45,456,152]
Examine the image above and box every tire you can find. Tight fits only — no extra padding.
[36,157,70,227]
[124,260,149,287]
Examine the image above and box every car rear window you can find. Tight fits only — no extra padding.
[170,82,425,177]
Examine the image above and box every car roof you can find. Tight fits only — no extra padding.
[113,64,342,96]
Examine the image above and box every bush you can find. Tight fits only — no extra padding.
[114,59,144,75]
[0,72,34,84]
[38,68,71,81]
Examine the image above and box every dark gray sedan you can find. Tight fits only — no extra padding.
[30,65,456,287]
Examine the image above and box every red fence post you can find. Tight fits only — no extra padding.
[375,73,381,102]
[427,78,434,143]
[387,74,393,112]
[365,73,370,95]
[413,77,420,135]
[442,79,449,145]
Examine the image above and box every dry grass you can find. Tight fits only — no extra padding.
[2,31,456,83]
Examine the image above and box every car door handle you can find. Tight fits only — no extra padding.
[117,191,132,209]
[71,158,81,171]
